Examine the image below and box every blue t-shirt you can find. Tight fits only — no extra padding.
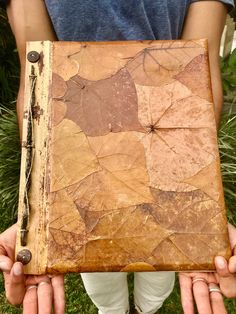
[45,0,234,41]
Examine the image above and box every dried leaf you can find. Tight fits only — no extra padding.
[174,54,213,102]
[53,43,80,80]
[63,68,143,136]
[50,119,101,192]
[66,131,154,211]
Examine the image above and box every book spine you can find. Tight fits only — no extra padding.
[16,41,52,274]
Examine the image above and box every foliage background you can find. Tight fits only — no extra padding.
[0,6,236,314]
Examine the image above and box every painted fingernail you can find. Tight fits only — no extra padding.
[215,256,225,269]
[13,263,23,276]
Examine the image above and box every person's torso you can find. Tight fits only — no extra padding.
[45,0,192,41]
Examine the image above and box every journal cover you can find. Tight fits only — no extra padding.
[16,39,231,274]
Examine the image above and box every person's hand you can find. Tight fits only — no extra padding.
[179,271,227,314]
[213,223,236,299]
[179,223,236,314]
[0,224,65,313]
[228,223,236,275]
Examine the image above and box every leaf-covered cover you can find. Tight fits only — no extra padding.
[18,40,231,273]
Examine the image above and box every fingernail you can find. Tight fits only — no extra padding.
[0,261,8,271]
[13,263,23,276]
[215,256,225,269]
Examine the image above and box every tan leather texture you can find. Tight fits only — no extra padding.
[16,40,231,274]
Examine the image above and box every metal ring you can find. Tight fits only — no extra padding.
[38,281,50,287]
[26,285,38,291]
[192,278,208,285]
[209,288,222,294]
[208,284,222,294]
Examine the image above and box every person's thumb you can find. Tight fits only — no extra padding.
[5,262,25,305]
[215,256,236,298]
[215,256,230,277]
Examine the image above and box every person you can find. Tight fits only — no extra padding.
[1,0,235,313]
[1,224,236,313]
[179,223,236,314]
[0,225,65,314]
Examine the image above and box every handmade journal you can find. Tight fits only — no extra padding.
[16,39,231,274]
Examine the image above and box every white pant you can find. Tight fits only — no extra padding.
[81,272,175,314]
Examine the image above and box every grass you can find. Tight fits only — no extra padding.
[0,9,19,106]
[0,106,20,233]
[219,113,236,228]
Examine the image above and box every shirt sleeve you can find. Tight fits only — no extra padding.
[190,0,235,12]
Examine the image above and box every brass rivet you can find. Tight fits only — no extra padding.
[27,51,40,63]
[17,249,32,265]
